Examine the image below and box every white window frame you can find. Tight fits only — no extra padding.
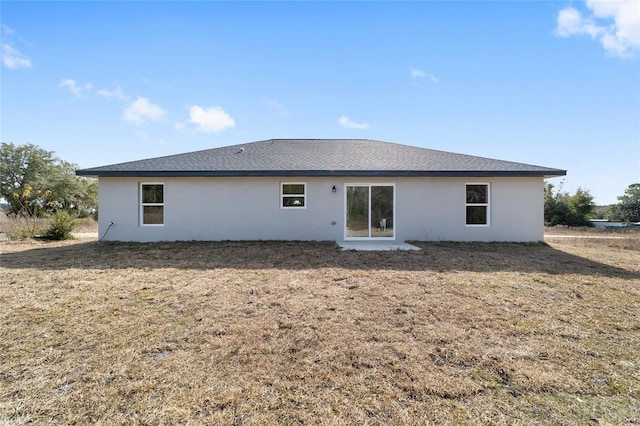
[281,182,307,209]
[140,182,164,226]
[465,183,490,227]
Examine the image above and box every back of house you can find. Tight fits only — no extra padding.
[76,139,566,243]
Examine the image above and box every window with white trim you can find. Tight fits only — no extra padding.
[141,183,164,225]
[466,183,489,226]
[281,183,306,208]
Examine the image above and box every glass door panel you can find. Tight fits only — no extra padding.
[371,186,394,237]
[346,186,370,238]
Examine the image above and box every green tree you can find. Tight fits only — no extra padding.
[544,182,563,226]
[544,182,595,226]
[0,143,55,214]
[614,183,640,223]
[605,204,623,221]
[0,142,98,217]
[568,187,595,226]
[46,159,98,215]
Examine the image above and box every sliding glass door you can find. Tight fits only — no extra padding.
[345,184,394,239]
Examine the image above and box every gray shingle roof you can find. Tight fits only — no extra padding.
[76,139,566,178]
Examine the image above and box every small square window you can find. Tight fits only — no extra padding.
[466,206,487,225]
[281,183,306,208]
[466,185,487,204]
[142,184,163,204]
[143,206,164,225]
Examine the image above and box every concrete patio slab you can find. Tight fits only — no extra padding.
[337,241,422,251]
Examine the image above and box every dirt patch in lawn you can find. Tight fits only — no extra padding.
[1,234,638,424]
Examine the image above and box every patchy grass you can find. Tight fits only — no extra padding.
[1,235,638,425]
[545,226,640,253]
[545,224,640,237]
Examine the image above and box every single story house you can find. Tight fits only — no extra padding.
[76,139,566,242]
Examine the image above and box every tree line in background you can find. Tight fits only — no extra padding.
[603,183,640,223]
[0,142,98,239]
[544,182,640,227]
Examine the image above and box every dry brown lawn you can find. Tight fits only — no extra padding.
[1,231,638,425]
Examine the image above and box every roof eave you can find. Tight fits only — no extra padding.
[76,169,567,178]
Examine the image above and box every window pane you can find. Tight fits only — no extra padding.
[283,184,305,195]
[142,185,163,203]
[346,186,369,237]
[143,206,164,224]
[466,185,487,204]
[466,206,487,225]
[283,196,305,207]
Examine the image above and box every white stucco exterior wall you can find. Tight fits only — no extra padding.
[395,177,544,241]
[96,176,545,242]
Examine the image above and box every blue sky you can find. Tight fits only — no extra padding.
[1,1,639,205]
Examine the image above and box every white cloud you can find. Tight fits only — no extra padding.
[555,1,640,57]
[1,25,32,70]
[410,68,439,83]
[187,105,235,133]
[97,86,130,101]
[124,97,167,124]
[338,116,370,130]
[2,43,32,70]
[410,68,426,79]
[59,79,93,96]
[1,24,14,35]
